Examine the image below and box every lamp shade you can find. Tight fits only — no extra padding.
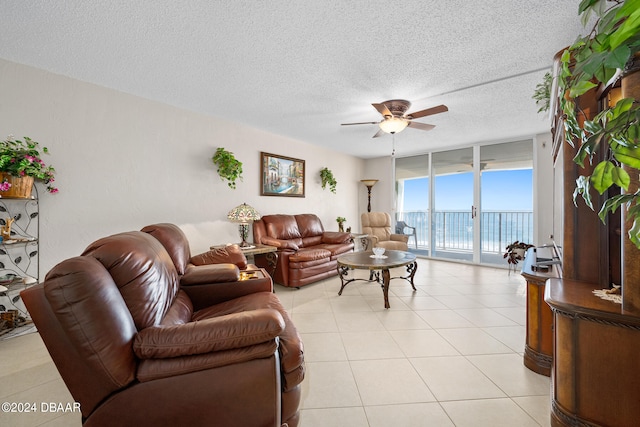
[227,203,261,223]
[360,179,379,187]
[379,117,408,134]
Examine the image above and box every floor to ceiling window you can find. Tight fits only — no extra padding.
[395,140,533,266]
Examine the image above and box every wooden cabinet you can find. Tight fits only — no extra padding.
[521,248,558,376]
[545,50,640,426]
[545,279,640,427]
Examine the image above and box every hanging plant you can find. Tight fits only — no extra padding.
[320,167,337,194]
[532,71,552,113]
[212,147,243,189]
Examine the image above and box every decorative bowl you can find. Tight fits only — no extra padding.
[372,247,385,257]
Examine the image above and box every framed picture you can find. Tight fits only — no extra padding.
[260,152,305,197]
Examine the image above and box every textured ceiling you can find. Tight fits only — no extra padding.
[1,1,588,159]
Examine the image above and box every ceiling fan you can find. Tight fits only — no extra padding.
[341,99,448,138]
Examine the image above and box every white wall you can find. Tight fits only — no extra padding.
[0,59,364,277]
[533,132,554,246]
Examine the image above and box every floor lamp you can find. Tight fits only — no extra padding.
[360,179,378,212]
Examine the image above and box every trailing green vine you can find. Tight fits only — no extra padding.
[212,147,243,189]
[551,0,640,248]
[320,167,337,194]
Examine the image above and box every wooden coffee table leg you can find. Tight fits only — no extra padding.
[382,268,391,309]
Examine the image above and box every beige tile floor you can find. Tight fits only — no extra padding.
[0,258,550,427]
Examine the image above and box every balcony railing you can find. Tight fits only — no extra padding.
[397,210,533,254]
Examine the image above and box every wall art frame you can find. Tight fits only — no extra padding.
[260,152,305,197]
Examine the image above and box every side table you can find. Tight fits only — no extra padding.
[211,243,279,278]
[349,233,369,252]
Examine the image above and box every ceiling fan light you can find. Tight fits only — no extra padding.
[379,117,408,134]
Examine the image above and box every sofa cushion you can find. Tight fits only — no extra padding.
[82,232,180,330]
[141,223,191,275]
[315,243,353,258]
[295,214,324,237]
[264,215,301,240]
[43,256,138,390]
[289,248,331,263]
[322,231,351,244]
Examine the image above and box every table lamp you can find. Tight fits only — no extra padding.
[227,203,261,248]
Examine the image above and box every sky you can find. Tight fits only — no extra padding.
[402,169,533,212]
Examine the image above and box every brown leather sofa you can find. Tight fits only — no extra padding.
[21,223,304,427]
[253,214,354,288]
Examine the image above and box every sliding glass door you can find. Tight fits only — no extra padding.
[395,140,533,266]
[432,148,474,262]
[479,140,533,264]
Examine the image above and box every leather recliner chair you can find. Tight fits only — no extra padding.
[361,212,409,251]
[21,224,304,427]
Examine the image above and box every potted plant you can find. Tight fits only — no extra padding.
[336,216,346,232]
[212,147,243,189]
[0,135,58,197]
[320,167,337,194]
[503,241,534,268]
[553,0,640,248]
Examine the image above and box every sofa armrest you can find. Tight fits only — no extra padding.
[134,308,285,359]
[390,234,409,243]
[260,236,299,250]
[322,231,351,244]
[190,245,248,269]
[181,263,239,285]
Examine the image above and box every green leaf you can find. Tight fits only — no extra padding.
[604,44,631,70]
[629,217,640,249]
[609,7,640,50]
[613,146,640,169]
[591,161,615,194]
[574,175,594,209]
[612,166,631,190]
[598,193,634,222]
[569,80,598,97]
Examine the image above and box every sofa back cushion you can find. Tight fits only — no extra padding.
[295,214,324,237]
[141,223,192,275]
[263,215,302,240]
[82,231,180,330]
[42,256,138,411]
[361,212,392,242]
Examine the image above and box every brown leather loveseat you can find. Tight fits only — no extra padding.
[252,214,354,288]
[21,223,304,427]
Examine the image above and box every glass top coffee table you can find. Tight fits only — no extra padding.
[336,250,417,309]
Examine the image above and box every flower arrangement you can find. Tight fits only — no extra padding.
[0,135,58,193]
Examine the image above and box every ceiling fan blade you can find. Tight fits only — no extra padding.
[407,121,436,131]
[406,104,448,119]
[372,129,385,138]
[372,103,392,117]
[341,121,379,126]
